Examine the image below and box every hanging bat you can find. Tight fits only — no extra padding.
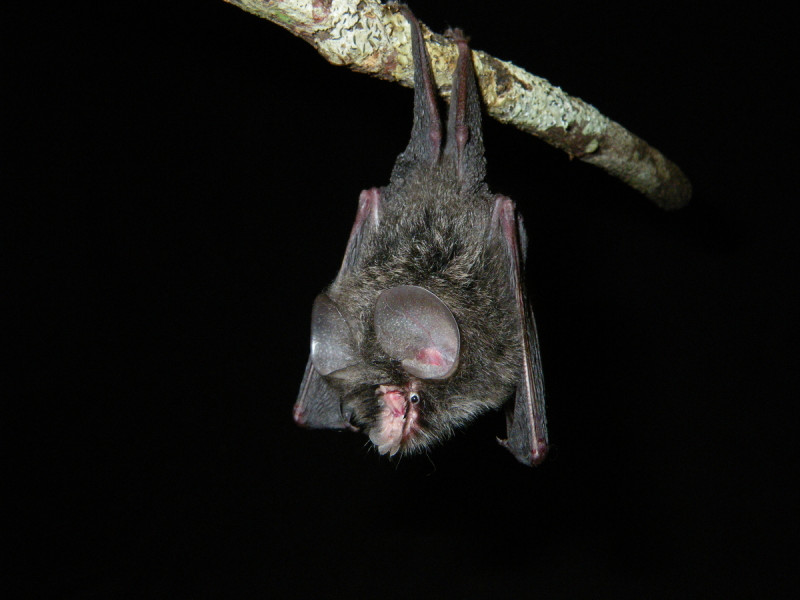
[292,7,548,466]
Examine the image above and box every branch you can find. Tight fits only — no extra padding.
[224,0,691,209]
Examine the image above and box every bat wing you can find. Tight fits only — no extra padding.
[292,188,381,430]
[492,196,549,465]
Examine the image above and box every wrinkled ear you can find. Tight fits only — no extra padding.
[310,294,359,377]
[295,294,359,431]
[374,285,460,380]
[295,186,378,432]
[293,357,355,430]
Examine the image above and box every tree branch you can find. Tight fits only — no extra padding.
[224,0,691,209]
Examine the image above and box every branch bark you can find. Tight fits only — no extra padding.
[224,0,691,209]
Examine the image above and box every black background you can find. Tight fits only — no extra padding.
[9,1,796,597]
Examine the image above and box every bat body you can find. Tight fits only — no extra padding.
[293,8,548,466]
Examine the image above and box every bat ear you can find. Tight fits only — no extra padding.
[374,285,460,380]
[310,294,359,377]
[294,357,355,430]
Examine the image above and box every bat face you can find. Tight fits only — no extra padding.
[293,8,548,466]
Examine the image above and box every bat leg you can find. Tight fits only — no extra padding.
[392,6,442,179]
[491,195,549,466]
[442,26,485,185]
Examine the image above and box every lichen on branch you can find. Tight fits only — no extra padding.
[223,0,691,209]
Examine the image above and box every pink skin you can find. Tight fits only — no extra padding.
[369,383,421,456]
[415,347,444,367]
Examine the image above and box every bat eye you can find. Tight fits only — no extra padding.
[374,285,460,380]
[409,393,420,404]
[310,293,359,377]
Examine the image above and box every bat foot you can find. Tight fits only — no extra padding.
[444,28,470,45]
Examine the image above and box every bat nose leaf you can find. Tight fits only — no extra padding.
[310,294,359,376]
[374,285,460,379]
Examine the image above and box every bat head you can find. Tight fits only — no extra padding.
[312,285,474,456]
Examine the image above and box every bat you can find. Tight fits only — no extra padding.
[292,7,548,466]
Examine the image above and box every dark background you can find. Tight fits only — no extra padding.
[9,1,796,597]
